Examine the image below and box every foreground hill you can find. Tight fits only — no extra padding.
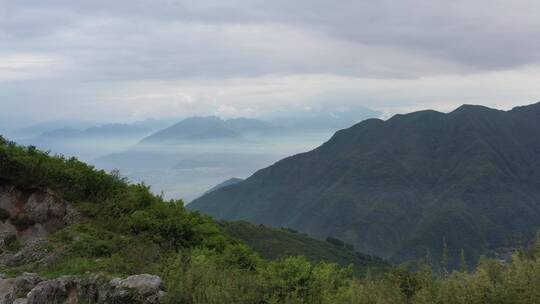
[189,102,540,265]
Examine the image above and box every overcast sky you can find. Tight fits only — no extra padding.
[1,0,540,128]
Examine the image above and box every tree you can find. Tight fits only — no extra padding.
[390,267,424,304]
[460,248,467,272]
[441,237,449,275]
[535,231,540,259]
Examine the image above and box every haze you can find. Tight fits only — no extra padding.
[2,0,540,200]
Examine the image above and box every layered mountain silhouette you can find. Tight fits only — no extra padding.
[35,123,151,141]
[140,116,277,143]
[189,102,540,265]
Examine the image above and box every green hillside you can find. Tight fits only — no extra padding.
[0,135,386,303]
[189,103,540,266]
[221,221,388,275]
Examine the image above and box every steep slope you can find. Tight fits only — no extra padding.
[189,102,540,265]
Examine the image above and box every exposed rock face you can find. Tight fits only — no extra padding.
[0,186,167,303]
[0,183,82,267]
[0,274,166,304]
[0,183,81,241]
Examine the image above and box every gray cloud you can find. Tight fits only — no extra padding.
[2,0,540,81]
[1,0,540,126]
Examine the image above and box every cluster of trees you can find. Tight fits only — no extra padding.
[1,136,540,304]
[158,238,540,304]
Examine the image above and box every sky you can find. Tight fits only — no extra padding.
[2,0,540,129]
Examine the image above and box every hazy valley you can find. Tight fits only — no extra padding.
[5,108,378,201]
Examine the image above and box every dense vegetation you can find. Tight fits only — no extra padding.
[190,103,540,267]
[161,242,540,304]
[2,135,540,303]
[221,221,388,275]
[0,135,233,275]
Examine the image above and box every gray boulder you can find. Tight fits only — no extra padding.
[108,274,165,304]
[5,273,167,304]
[0,273,43,304]
[26,276,79,304]
[0,278,16,304]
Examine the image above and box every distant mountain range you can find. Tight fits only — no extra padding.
[139,107,381,144]
[189,102,540,266]
[2,120,173,162]
[9,119,176,143]
[139,116,278,144]
[35,123,151,142]
[8,120,97,140]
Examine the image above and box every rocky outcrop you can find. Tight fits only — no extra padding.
[0,185,168,303]
[0,273,43,304]
[0,183,81,241]
[109,274,165,303]
[0,183,82,267]
[0,273,166,304]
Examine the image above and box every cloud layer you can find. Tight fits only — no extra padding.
[1,0,540,126]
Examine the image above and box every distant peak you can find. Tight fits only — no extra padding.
[510,101,540,112]
[390,109,442,119]
[182,116,222,122]
[450,104,496,114]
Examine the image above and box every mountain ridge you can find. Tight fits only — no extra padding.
[139,116,284,144]
[189,102,540,265]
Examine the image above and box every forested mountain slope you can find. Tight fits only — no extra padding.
[190,103,540,265]
[221,221,388,275]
